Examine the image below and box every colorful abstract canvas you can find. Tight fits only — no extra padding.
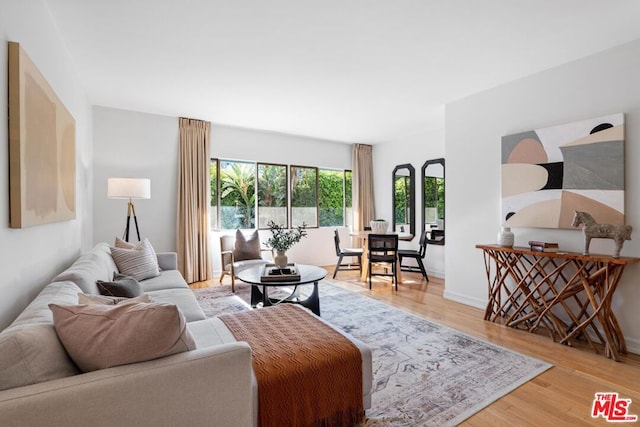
[501,113,624,229]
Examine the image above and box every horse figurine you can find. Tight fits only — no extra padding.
[571,211,632,258]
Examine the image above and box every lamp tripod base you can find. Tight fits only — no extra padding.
[123,200,142,242]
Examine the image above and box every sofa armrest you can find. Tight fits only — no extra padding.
[0,343,253,427]
[156,252,178,270]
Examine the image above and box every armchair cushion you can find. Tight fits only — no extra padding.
[233,229,261,261]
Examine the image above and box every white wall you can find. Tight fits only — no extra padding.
[445,38,640,353]
[0,1,92,329]
[93,107,178,252]
[374,128,445,277]
[92,107,354,273]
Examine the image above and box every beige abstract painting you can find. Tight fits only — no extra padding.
[501,113,624,229]
[8,42,76,228]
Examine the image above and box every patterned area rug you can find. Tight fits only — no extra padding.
[193,281,552,426]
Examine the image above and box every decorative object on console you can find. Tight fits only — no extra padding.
[501,113,625,229]
[264,220,307,268]
[369,219,389,234]
[571,211,632,258]
[108,177,151,242]
[528,240,559,253]
[497,226,514,247]
[8,42,76,228]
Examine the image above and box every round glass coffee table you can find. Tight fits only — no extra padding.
[236,264,327,316]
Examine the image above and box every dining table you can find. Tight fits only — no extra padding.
[349,230,414,283]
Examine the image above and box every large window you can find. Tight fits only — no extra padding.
[219,160,256,229]
[290,166,318,227]
[319,169,344,227]
[211,158,351,230]
[257,163,288,228]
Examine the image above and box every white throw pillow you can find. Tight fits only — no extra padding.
[77,293,152,305]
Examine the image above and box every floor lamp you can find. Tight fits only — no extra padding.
[107,178,151,242]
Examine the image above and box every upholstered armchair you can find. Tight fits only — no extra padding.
[219,230,273,291]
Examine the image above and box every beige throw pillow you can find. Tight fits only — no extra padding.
[49,302,197,372]
[114,237,137,249]
[233,229,261,261]
[110,238,160,281]
[77,293,152,305]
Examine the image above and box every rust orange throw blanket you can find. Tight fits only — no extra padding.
[219,304,363,427]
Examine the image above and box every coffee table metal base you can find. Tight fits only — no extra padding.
[236,264,327,317]
[250,283,320,316]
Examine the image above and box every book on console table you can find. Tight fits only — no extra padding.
[528,240,559,252]
[260,263,301,282]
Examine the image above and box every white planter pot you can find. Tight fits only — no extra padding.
[370,220,389,234]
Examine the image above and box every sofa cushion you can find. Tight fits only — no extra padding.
[53,243,119,294]
[0,281,83,391]
[97,275,143,298]
[78,293,152,305]
[50,302,197,372]
[140,269,189,292]
[0,323,80,391]
[110,239,160,281]
[234,229,261,261]
[146,288,206,322]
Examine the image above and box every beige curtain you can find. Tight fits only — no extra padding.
[177,117,213,283]
[352,143,375,232]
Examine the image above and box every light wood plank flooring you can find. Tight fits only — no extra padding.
[192,268,640,426]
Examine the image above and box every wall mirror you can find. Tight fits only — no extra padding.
[392,164,415,238]
[422,158,445,245]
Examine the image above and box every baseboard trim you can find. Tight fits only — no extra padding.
[426,268,444,279]
[443,289,486,310]
[624,337,640,356]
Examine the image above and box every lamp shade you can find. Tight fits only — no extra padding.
[107,178,151,199]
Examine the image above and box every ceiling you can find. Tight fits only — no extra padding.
[45,0,640,144]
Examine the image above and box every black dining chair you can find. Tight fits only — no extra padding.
[397,229,429,282]
[332,229,363,278]
[367,234,399,290]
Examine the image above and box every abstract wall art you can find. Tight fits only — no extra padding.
[8,41,76,228]
[501,113,624,229]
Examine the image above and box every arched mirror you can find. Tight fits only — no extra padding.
[392,164,415,238]
[422,158,445,245]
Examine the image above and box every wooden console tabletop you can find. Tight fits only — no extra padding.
[476,244,640,361]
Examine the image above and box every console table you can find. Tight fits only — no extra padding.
[476,244,639,361]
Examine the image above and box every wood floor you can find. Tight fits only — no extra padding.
[192,268,640,426]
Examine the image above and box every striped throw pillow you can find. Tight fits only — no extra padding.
[110,239,160,281]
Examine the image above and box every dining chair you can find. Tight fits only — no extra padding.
[333,229,363,278]
[367,234,399,290]
[397,229,429,282]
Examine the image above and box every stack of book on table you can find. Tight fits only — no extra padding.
[528,240,559,252]
[260,263,301,282]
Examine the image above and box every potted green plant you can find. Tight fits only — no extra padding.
[265,220,308,267]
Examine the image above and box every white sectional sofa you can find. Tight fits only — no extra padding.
[0,243,372,427]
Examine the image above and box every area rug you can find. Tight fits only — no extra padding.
[193,281,552,426]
